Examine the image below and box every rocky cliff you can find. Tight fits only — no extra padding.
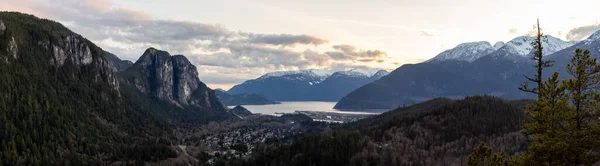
[0,15,120,90]
[120,48,227,112]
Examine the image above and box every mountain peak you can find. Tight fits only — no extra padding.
[429,41,494,62]
[258,69,331,80]
[500,35,574,57]
[123,48,226,111]
[372,70,390,78]
[586,29,600,41]
[493,41,505,50]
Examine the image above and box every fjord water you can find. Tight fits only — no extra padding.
[236,101,383,115]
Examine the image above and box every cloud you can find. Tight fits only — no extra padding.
[325,52,351,60]
[508,28,518,35]
[358,59,376,62]
[1,0,390,86]
[420,31,434,37]
[246,34,328,46]
[566,23,600,41]
[332,44,356,53]
[328,44,387,60]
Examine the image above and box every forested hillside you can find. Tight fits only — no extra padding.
[0,12,233,165]
[240,96,530,165]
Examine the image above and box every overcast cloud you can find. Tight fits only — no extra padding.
[566,23,600,41]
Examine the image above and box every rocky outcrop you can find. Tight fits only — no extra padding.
[45,34,119,90]
[8,37,17,59]
[1,20,17,60]
[0,20,6,36]
[50,35,93,67]
[121,48,227,112]
[0,14,118,91]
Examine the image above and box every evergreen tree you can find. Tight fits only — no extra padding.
[562,48,600,164]
[520,72,570,165]
[519,19,554,98]
[519,49,600,165]
[467,142,509,166]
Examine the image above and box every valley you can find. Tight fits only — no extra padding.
[2,3,600,165]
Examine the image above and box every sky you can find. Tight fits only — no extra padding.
[2,0,600,90]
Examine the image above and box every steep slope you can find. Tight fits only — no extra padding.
[493,35,574,59]
[0,12,182,164]
[335,35,574,110]
[547,30,600,78]
[120,48,228,112]
[215,90,280,106]
[428,41,498,62]
[311,69,389,101]
[334,61,487,109]
[344,96,529,165]
[104,51,133,72]
[228,69,388,101]
[346,96,527,137]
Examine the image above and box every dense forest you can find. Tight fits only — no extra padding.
[0,12,235,165]
[229,96,530,165]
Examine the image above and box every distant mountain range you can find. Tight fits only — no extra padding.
[335,34,588,110]
[215,90,280,106]
[228,69,389,101]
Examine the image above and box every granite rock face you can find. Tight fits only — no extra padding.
[0,20,5,36]
[0,16,119,92]
[122,48,227,112]
[50,35,93,67]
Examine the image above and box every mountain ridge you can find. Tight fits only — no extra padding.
[228,68,389,101]
[335,34,583,110]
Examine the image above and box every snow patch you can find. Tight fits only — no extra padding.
[587,29,600,41]
[259,69,331,79]
[501,35,574,57]
[493,41,505,50]
[429,41,494,62]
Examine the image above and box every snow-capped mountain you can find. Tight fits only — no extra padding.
[578,29,600,45]
[228,69,389,101]
[258,69,331,80]
[546,29,600,79]
[497,35,575,57]
[429,41,499,62]
[429,35,575,63]
[330,69,388,78]
[335,32,595,110]
[372,70,390,78]
[493,41,505,50]
[252,69,331,86]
